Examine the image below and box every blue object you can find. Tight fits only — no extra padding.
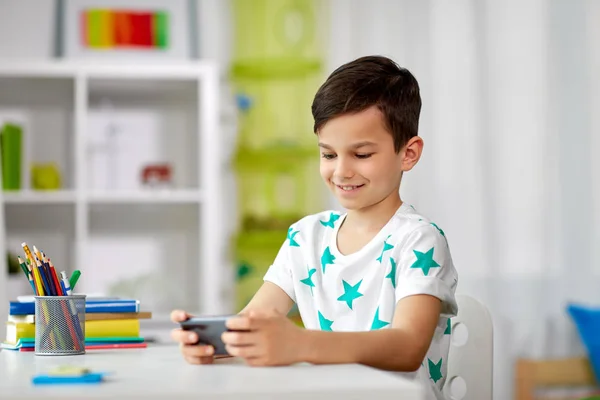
[235,93,253,112]
[567,303,600,383]
[9,299,139,315]
[32,373,105,385]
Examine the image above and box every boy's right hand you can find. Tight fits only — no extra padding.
[170,309,215,364]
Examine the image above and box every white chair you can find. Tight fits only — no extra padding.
[443,294,494,400]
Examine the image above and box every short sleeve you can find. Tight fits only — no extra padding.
[394,225,458,317]
[262,228,297,303]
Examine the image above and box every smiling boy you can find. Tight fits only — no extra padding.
[171,55,458,400]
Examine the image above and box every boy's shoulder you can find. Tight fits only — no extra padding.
[387,203,448,243]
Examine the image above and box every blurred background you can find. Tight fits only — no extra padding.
[0,1,599,399]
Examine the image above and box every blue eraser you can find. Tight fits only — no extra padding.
[32,373,104,385]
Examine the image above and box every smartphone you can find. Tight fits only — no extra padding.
[180,315,238,356]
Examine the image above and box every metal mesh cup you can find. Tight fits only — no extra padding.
[34,295,86,356]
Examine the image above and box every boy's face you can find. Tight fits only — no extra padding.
[317,106,415,211]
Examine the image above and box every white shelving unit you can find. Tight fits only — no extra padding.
[0,61,234,324]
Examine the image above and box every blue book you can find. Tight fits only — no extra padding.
[8,299,140,315]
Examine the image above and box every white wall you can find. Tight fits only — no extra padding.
[0,0,56,60]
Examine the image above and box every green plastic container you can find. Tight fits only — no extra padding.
[231,0,323,69]
[234,229,287,311]
[233,73,322,150]
[234,145,323,220]
[0,123,23,191]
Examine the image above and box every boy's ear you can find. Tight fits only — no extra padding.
[401,136,424,172]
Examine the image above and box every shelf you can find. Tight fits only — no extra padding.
[87,190,202,204]
[0,61,219,79]
[0,59,228,324]
[2,190,76,204]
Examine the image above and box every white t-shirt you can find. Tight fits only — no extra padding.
[263,203,458,400]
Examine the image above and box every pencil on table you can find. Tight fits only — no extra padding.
[47,258,64,296]
[17,256,35,293]
[21,242,34,265]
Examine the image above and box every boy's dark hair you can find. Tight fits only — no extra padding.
[311,55,421,153]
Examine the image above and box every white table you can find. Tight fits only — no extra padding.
[0,344,424,399]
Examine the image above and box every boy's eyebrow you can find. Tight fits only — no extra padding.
[351,141,377,149]
[318,141,377,150]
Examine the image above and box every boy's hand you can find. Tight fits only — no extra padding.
[222,310,305,366]
[170,309,216,365]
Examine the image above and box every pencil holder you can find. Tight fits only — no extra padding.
[34,295,86,356]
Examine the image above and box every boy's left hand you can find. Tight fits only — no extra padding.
[222,310,305,366]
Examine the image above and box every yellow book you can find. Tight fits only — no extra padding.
[5,319,140,343]
[84,319,140,338]
[5,322,35,344]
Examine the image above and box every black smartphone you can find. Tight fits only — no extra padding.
[179,315,238,356]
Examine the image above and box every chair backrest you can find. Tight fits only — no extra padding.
[443,294,494,400]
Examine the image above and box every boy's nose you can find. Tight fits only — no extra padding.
[333,158,354,180]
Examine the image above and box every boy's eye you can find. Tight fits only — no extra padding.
[321,153,336,160]
[356,153,373,159]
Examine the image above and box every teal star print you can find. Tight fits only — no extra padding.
[410,247,440,276]
[320,212,340,228]
[287,227,300,247]
[428,358,443,383]
[444,318,451,335]
[300,267,316,295]
[385,258,397,288]
[337,279,364,310]
[376,235,394,263]
[430,222,446,238]
[318,311,334,331]
[321,246,336,273]
[370,307,389,330]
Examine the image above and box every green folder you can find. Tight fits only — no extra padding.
[0,123,22,191]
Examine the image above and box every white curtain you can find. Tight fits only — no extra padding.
[326,0,600,398]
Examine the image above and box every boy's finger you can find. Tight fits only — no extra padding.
[225,343,260,359]
[185,355,214,365]
[170,309,190,322]
[221,331,256,346]
[182,344,214,357]
[171,328,198,344]
[226,315,260,331]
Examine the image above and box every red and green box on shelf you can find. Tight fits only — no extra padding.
[80,9,169,49]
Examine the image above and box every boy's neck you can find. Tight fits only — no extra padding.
[344,193,403,233]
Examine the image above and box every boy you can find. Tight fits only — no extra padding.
[171,55,458,400]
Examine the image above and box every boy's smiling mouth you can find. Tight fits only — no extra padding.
[335,184,365,192]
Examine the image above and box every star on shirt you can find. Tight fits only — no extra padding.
[321,246,336,273]
[370,307,389,330]
[385,258,397,288]
[376,235,394,263]
[410,247,440,276]
[287,227,300,247]
[444,318,451,335]
[320,212,340,228]
[318,311,334,331]
[300,267,317,295]
[430,222,446,238]
[337,279,364,310]
[428,358,443,383]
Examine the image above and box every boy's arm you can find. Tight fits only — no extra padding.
[239,281,294,316]
[299,294,441,372]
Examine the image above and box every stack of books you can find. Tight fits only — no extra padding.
[2,296,151,351]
